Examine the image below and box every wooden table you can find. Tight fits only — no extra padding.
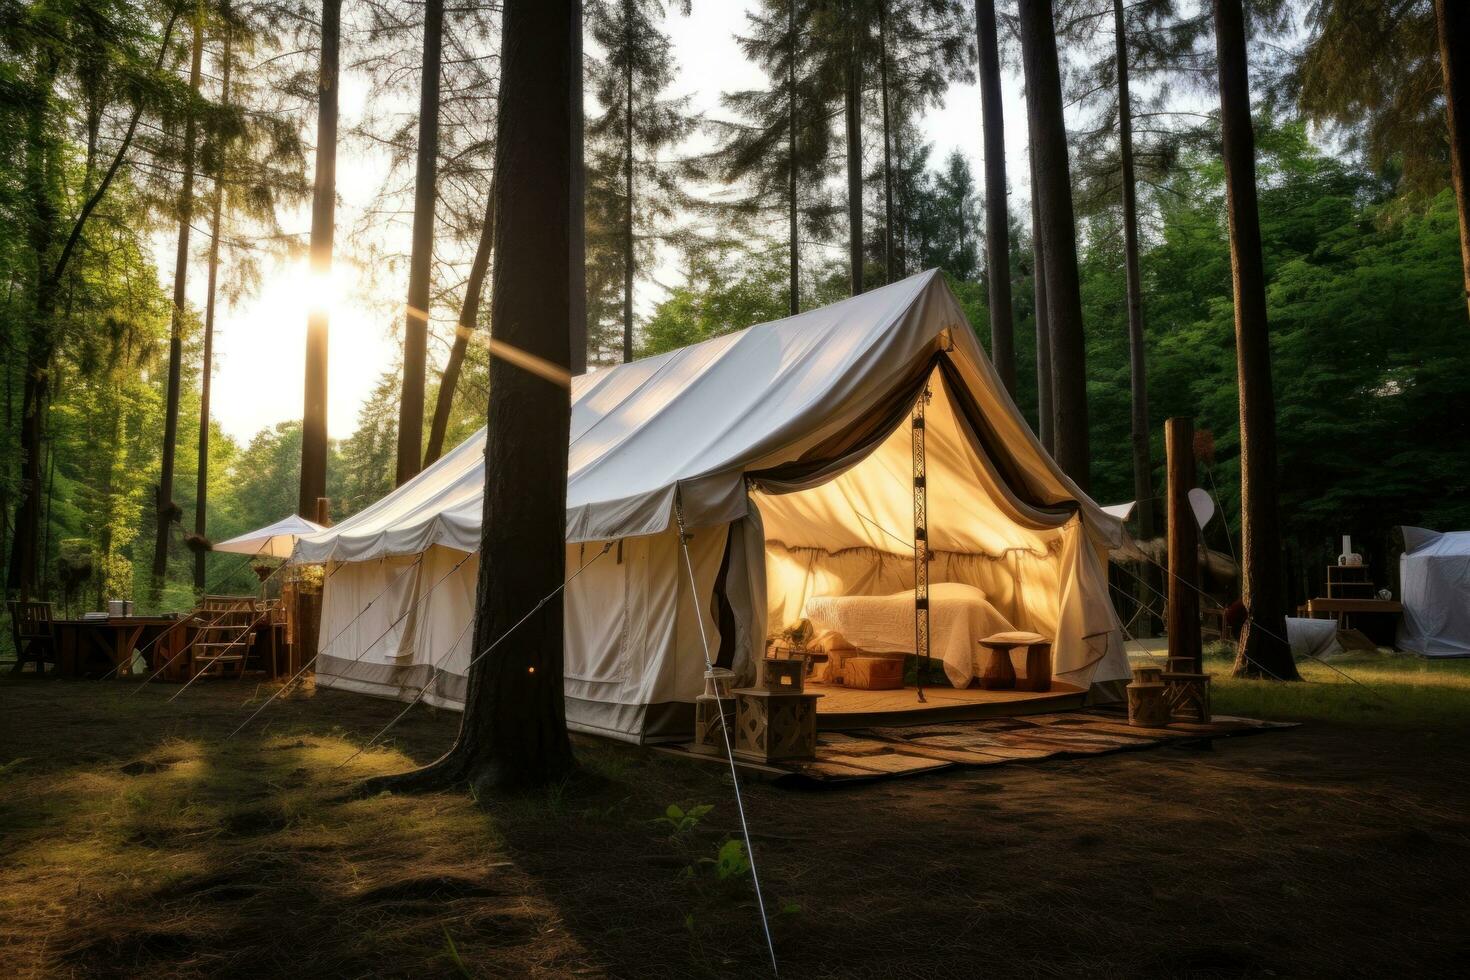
[54,617,181,679]
[1304,597,1403,646]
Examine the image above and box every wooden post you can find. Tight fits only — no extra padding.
[315,497,332,528]
[1165,417,1201,672]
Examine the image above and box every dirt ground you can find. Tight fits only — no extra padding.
[1,674,1468,979]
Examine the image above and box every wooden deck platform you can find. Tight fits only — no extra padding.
[659,709,1295,784]
[809,680,1088,729]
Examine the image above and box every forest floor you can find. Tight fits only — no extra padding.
[1,653,1468,978]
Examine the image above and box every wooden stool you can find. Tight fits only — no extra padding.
[1162,670,1212,723]
[1127,665,1171,727]
[731,687,821,763]
[977,631,1053,691]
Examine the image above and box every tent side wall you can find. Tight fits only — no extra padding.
[314,522,755,743]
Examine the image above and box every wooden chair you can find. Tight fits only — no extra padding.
[8,601,57,675]
[188,595,261,679]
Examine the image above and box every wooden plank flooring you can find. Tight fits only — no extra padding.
[656,709,1296,785]
[809,681,1088,729]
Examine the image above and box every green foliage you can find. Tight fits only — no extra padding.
[653,801,713,836]
[1083,118,1470,579]
[584,0,704,363]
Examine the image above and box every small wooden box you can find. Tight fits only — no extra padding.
[846,656,904,690]
[760,657,805,693]
[732,688,821,763]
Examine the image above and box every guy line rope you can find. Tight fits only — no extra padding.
[333,541,615,771]
[226,552,438,738]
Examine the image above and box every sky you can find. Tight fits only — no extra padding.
[193,3,1039,444]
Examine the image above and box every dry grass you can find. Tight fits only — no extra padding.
[2,668,1468,978]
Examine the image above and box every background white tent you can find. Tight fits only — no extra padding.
[294,271,1130,741]
[1399,527,1470,657]
[214,515,326,559]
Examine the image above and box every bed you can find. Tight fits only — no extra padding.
[801,582,1016,688]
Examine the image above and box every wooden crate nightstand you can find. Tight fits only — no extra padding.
[731,687,821,763]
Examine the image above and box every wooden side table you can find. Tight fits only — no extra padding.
[731,687,821,763]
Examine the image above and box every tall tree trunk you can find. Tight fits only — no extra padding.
[878,3,894,285]
[569,0,587,374]
[845,7,863,297]
[894,90,907,276]
[299,0,340,516]
[368,0,576,794]
[788,0,799,315]
[1214,0,1298,681]
[196,27,231,592]
[1435,0,1470,321]
[151,15,205,603]
[1114,0,1153,543]
[1017,0,1089,490]
[976,0,1015,393]
[1026,83,1053,454]
[396,0,445,486]
[424,190,494,467]
[621,10,635,363]
[11,53,59,602]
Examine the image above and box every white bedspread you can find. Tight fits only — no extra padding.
[802,583,1015,688]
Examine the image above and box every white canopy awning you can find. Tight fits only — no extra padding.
[215,515,327,559]
[295,270,1120,563]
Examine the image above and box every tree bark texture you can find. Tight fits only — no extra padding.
[1435,0,1470,322]
[788,0,799,316]
[152,16,205,603]
[1028,144,1054,454]
[621,6,635,363]
[299,0,340,516]
[1018,0,1089,490]
[878,4,894,285]
[846,7,863,297]
[196,28,231,591]
[1214,0,1299,680]
[396,0,445,486]
[569,0,588,373]
[368,0,576,794]
[1114,0,1154,542]
[976,0,1015,393]
[424,189,494,467]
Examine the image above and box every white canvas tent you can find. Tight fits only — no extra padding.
[1398,527,1470,657]
[293,270,1130,742]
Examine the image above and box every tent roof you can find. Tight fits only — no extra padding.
[215,515,326,559]
[295,270,1119,563]
[1402,526,1470,558]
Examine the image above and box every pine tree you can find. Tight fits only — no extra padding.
[716,0,836,317]
[584,0,700,364]
[975,0,1014,390]
[300,0,340,518]
[1019,0,1090,489]
[368,0,577,794]
[395,0,445,487]
[150,10,205,604]
[1213,0,1298,680]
